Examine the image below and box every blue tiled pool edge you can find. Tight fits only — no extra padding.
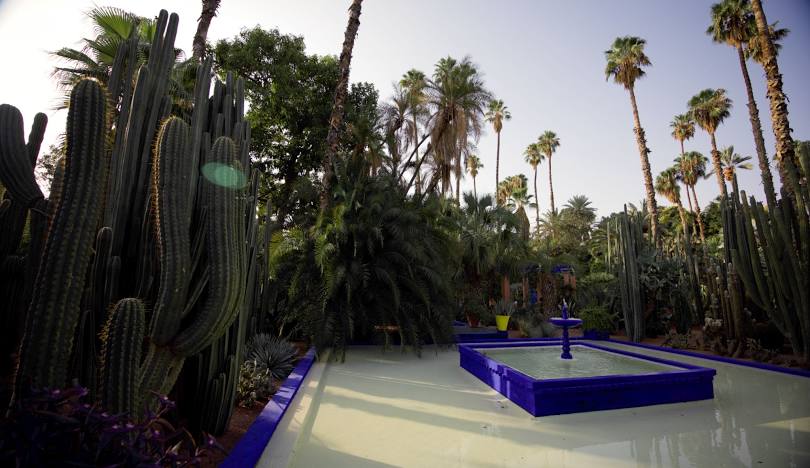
[221,348,317,468]
[459,341,716,417]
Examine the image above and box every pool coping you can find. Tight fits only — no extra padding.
[221,348,318,468]
[460,341,716,416]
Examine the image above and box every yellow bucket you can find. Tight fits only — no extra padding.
[495,315,510,331]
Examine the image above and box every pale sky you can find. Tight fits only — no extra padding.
[1,0,808,218]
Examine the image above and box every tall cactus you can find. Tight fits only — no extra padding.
[100,298,145,415]
[16,79,108,389]
[616,206,645,342]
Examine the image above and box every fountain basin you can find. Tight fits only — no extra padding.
[549,317,582,328]
[459,341,715,416]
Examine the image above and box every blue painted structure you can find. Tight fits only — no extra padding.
[221,348,318,467]
[459,341,716,417]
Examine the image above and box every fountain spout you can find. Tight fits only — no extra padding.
[549,300,582,359]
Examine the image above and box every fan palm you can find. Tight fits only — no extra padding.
[670,114,696,212]
[707,0,775,204]
[486,99,512,198]
[523,142,544,228]
[749,0,799,200]
[537,131,560,214]
[688,88,732,198]
[380,84,411,171]
[717,146,753,194]
[465,155,483,199]
[655,168,689,237]
[604,36,659,243]
[675,151,709,242]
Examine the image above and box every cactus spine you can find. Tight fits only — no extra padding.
[16,79,108,389]
[100,298,145,415]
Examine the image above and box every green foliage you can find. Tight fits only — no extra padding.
[494,299,516,317]
[579,305,617,333]
[236,360,274,409]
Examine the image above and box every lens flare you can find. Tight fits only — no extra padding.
[201,162,246,189]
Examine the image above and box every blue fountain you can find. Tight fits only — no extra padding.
[549,300,581,359]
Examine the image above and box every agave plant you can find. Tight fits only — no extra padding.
[245,334,298,381]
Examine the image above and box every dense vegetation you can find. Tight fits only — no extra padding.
[0,0,807,463]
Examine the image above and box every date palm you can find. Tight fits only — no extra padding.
[322,0,364,211]
[399,69,429,193]
[749,0,799,200]
[670,114,697,212]
[718,146,753,194]
[537,131,560,214]
[707,0,775,205]
[688,88,732,198]
[192,0,222,60]
[425,57,491,199]
[655,168,689,237]
[523,142,544,228]
[675,151,709,242]
[486,99,512,199]
[465,154,483,199]
[605,36,659,243]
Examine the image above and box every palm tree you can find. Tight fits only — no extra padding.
[380,84,410,172]
[746,21,789,65]
[523,142,544,229]
[537,131,560,214]
[486,99,512,199]
[561,195,597,243]
[465,155,483,199]
[322,0,364,211]
[423,57,491,199]
[688,88,732,198]
[707,0,775,205]
[675,151,709,242]
[718,146,753,195]
[670,114,696,212]
[655,168,690,238]
[192,0,222,61]
[604,36,659,244]
[749,0,799,199]
[399,69,429,193]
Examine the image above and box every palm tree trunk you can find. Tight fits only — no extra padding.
[709,132,728,198]
[473,175,477,199]
[676,200,689,239]
[678,139,695,215]
[750,0,800,201]
[455,152,461,202]
[320,0,363,211]
[736,46,776,207]
[533,167,540,229]
[628,86,659,244]
[547,157,555,214]
[691,185,707,243]
[192,0,221,61]
[495,130,501,203]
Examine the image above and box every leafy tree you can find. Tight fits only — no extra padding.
[655,168,689,238]
[213,27,379,227]
[675,151,710,242]
[604,36,659,244]
[398,69,429,193]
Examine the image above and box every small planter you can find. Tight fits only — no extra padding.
[466,314,481,328]
[495,315,510,331]
[584,329,610,340]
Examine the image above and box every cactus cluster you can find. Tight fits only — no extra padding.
[615,206,645,342]
[0,9,258,431]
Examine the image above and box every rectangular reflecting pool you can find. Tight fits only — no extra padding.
[480,345,679,379]
[460,342,716,416]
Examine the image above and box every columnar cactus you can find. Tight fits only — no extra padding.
[616,206,645,342]
[100,298,145,415]
[16,79,108,389]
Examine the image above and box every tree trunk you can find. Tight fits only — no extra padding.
[495,130,501,204]
[736,45,776,207]
[192,0,221,61]
[676,199,689,239]
[709,132,728,198]
[750,0,799,200]
[628,86,659,244]
[533,166,540,230]
[320,0,363,211]
[691,185,707,243]
[472,175,477,200]
[547,156,555,214]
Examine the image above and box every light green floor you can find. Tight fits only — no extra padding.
[286,341,810,468]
